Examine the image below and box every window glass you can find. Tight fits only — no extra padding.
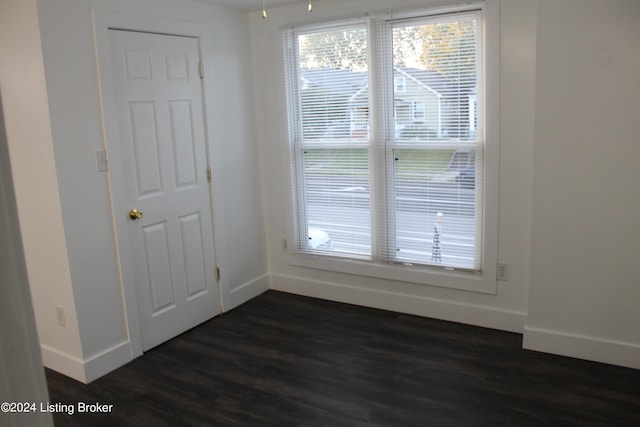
[293,25,371,257]
[287,8,485,272]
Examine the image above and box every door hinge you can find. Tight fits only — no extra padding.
[206,166,212,183]
[215,266,220,281]
[199,61,204,79]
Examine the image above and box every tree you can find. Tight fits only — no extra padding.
[418,19,477,84]
[299,27,368,72]
[296,17,477,139]
[297,18,476,83]
[394,18,477,84]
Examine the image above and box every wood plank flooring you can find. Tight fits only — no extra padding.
[46,290,640,426]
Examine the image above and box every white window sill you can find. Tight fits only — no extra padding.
[288,252,497,295]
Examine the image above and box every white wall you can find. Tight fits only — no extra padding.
[199,2,270,311]
[0,0,84,381]
[252,0,537,333]
[524,0,640,369]
[22,0,268,381]
[0,64,54,427]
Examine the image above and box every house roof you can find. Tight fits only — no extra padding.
[301,66,474,101]
[301,68,367,97]
[395,66,454,96]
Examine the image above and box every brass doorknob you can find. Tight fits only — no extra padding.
[129,209,143,220]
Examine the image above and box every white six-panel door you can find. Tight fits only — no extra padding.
[108,29,220,351]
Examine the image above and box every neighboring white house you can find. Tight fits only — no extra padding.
[299,68,367,139]
[300,66,476,141]
[348,66,475,140]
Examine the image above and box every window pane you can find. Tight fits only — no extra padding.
[298,27,369,141]
[392,15,478,142]
[393,149,477,269]
[295,25,371,259]
[389,13,481,270]
[302,149,370,257]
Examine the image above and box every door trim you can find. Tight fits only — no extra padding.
[92,10,220,358]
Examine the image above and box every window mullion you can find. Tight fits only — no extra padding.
[368,17,395,264]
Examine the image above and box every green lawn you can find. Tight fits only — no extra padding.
[304,148,455,178]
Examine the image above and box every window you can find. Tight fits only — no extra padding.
[413,101,426,122]
[285,3,497,291]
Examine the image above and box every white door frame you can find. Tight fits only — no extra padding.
[92,10,221,358]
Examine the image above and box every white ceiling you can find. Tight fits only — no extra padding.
[204,0,303,11]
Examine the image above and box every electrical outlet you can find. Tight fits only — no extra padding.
[56,306,66,327]
[497,262,509,282]
[282,238,288,252]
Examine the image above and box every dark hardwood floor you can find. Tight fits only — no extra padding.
[46,290,640,426]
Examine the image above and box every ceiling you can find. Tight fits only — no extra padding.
[204,0,303,11]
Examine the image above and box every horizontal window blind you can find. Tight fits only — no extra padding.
[380,11,483,270]
[289,25,372,258]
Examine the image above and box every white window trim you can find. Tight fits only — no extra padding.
[285,0,500,294]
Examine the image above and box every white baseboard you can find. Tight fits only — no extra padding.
[223,273,269,313]
[42,274,271,383]
[43,274,272,383]
[40,345,87,383]
[523,326,640,370]
[83,341,131,383]
[42,341,133,384]
[270,273,526,333]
